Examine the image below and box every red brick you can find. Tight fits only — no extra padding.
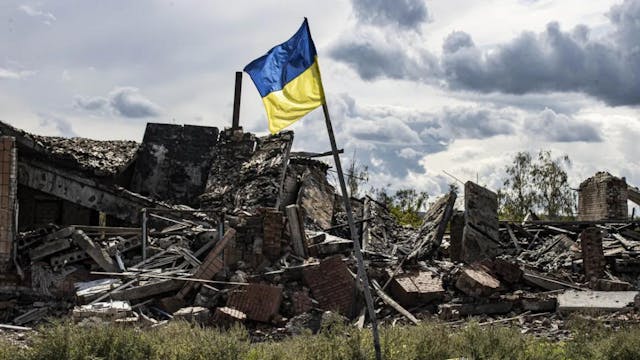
[291,289,313,315]
[581,227,605,281]
[262,209,283,260]
[227,283,282,322]
[302,255,356,317]
[212,307,246,326]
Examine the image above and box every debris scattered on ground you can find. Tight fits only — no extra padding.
[2,120,640,341]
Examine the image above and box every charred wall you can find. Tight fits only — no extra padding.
[578,172,628,221]
[130,123,218,207]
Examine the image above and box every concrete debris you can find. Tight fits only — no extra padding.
[557,290,638,313]
[455,266,501,298]
[3,119,640,337]
[172,306,211,324]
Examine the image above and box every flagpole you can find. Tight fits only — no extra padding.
[321,102,382,360]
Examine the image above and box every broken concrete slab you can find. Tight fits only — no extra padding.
[455,266,501,298]
[72,230,117,272]
[72,301,132,321]
[477,258,523,285]
[29,238,73,261]
[407,191,456,261]
[462,182,501,263]
[387,269,444,307]
[557,290,638,313]
[172,306,211,324]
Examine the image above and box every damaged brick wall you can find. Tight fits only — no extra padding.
[462,182,501,263]
[130,123,218,206]
[578,172,628,221]
[0,137,16,270]
[200,129,293,212]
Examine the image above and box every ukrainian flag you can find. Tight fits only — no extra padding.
[244,19,325,134]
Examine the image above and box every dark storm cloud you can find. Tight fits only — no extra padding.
[432,107,516,140]
[442,0,640,105]
[333,0,640,106]
[524,108,602,142]
[329,30,438,81]
[74,87,161,118]
[351,0,429,30]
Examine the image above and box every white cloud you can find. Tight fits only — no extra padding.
[0,67,34,80]
[18,4,56,25]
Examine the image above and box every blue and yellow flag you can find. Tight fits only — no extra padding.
[244,19,325,134]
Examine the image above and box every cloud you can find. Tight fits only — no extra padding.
[73,95,109,111]
[329,28,439,81]
[441,0,640,106]
[333,0,640,106]
[524,108,602,142]
[0,67,34,80]
[109,87,162,118]
[74,87,161,118]
[18,4,56,25]
[351,0,429,30]
[38,113,76,137]
[429,106,517,142]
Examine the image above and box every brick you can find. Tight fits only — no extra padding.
[302,255,355,317]
[227,283,282,323]
[177,228,236,300]
[262,209,283,260]
[291,289,313,315]
[581,227,605,281]
[387,269,444,307]
[212,307,246,326]
[455,266,501,297]
[578,172,627,221]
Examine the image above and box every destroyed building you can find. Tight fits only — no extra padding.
[2,119,640,340]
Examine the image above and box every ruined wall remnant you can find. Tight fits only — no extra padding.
[462,181,500,263]
[578,172,628,221]
[0,137,17,270]
[407,191,456,261]
[130,123,218,206]
[581,227,605,281]
[200,129,293,212]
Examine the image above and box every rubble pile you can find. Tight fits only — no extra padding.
[1,119,640,341]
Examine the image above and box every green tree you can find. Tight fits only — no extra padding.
[372,187,429,227]
[499,152,536,220]
[532,150,575,218]
[345,150,369,198]
[498,150,575,220]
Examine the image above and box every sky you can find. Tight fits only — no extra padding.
[1,0,639,213]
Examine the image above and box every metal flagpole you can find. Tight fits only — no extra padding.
[321,102,382,360]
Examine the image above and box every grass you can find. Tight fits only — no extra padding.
[2,316,640,359]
